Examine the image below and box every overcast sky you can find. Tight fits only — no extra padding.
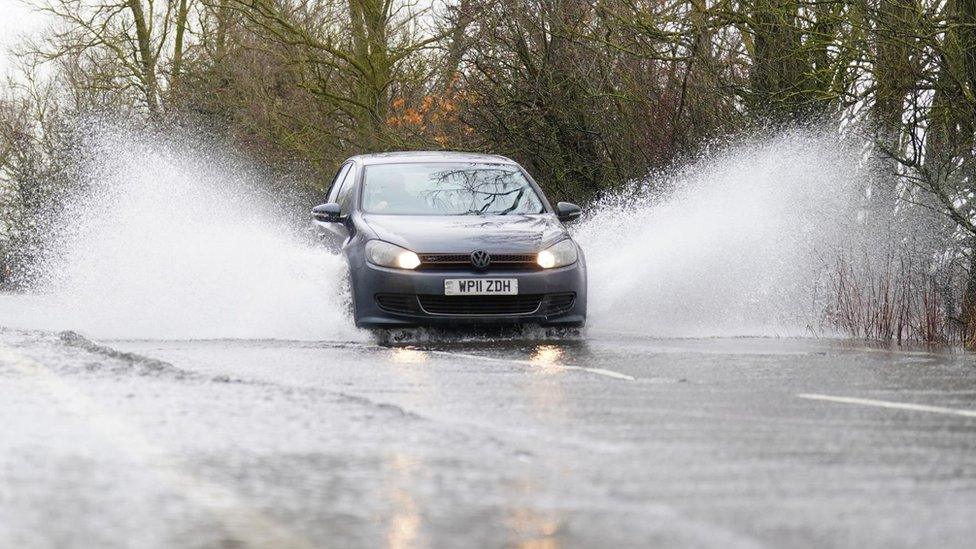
[0,0,50,75]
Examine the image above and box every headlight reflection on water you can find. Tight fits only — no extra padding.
[385,453,424,549]
[529,344,565,371]
[390,347,429,364]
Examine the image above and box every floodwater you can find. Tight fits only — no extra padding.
[2,330,976,548]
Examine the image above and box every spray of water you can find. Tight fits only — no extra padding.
[576,130,866,337]
[0,125,869,341]
[4,127,360,341]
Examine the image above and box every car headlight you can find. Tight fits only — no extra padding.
[537,239,578,269]
[366,240,421,269]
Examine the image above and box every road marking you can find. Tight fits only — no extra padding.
[0,345,312,549]
[798,393,976,418]
[426,350,636,381]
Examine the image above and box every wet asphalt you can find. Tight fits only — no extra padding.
[2,329,976,548]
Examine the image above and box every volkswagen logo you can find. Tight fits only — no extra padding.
[470,250,491,270]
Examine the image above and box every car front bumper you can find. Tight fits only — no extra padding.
[349,261,587,328]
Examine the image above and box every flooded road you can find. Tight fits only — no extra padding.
[3,329,976,548]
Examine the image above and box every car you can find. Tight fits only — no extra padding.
[311,151,587,328]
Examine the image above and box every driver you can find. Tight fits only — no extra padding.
[371,172,422,213]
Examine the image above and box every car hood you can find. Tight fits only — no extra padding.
[361,214,569,253]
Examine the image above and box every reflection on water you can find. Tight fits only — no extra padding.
[387,347,433,410]
[385,453,425,549]
[377,343,575,548]
[506,479,562,549]
[388,487,422,549]
[391,347,429,364]
[529,344,566,372]
[525,344,567,419]
[509,510,560,549]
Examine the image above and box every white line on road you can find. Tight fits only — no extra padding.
[798,393,976,418]
[426,349,636,381]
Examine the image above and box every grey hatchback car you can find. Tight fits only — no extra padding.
[312,151,586,328]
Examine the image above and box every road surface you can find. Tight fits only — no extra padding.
[2,328,976,548]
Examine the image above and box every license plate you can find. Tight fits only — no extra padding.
[445,278,518,296]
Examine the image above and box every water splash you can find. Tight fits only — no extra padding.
[3,127,360,341]
[576,130,867,337]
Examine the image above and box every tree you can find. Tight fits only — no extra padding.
[34,0,200,116]
[227,0,442,151]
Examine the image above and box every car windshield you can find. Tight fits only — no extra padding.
[361,162,546,215]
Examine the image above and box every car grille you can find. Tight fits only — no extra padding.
[375,294,420,314]
[542,292,577,315]
[417,252,540,271]
[419,294,544,315]
[376,292,577,317]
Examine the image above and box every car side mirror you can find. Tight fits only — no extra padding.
[312,202,342,223]
[555,202,582,222]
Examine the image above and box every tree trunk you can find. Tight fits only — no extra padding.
[953,0,976,341]
[215,0,231,61]
[126,0,160,116]
[748,0,808,122]
[348,0,391,149]
[875,0,918,147]
[957,0,976,143]
[171,0,190,91]
[440,0,473,92]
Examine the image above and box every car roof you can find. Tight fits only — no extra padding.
[347,151,518,166]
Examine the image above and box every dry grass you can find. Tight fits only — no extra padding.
[825,253,974,346]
